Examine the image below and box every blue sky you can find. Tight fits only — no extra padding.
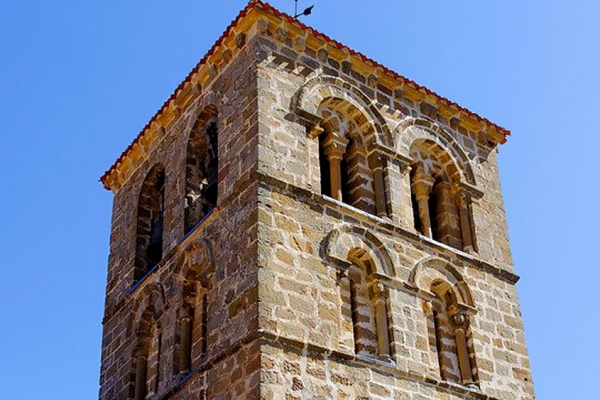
[1,1,597,398]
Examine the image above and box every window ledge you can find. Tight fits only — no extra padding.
[419,234,476,261]
[178,208,217,246]
[128,209,220,296]
[255,172,521,283]
[128,263,160,294]
[321,194,393,225]
[437,379,481,395]
[320,194,476,262]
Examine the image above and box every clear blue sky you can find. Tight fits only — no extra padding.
[1,1,597,398]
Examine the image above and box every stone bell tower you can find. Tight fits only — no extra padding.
[98,2,534,399]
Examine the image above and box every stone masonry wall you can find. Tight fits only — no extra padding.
[99,7,533,399]
[254,33,533,400]
[255,38,513,272]
[98,36,262,400]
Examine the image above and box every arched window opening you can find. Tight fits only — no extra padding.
[175,304,194,376]
[133,308,162,400]
[135,164,165,283]
[174,267,209,377]
[184,110,218,235]
[409,141,475,252]
[338,251,391,361]
[427,279,477,386]
[316,102,386,216]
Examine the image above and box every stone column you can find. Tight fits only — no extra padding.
[179,306,193,374]
[368,152,388,217]
[134,345,148,400]
[452,184,474,252]
[411,167,435,237]
[433,181,462,248]
[452,312,473,385]
[371,281,392,361]
[322,134,349,201]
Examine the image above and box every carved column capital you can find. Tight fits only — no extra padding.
[452,312,468,329]
[134,344,148,358]
[337,268,349,280]
[178,303,194,320]
[399,163,412,175]
[411,167,435,199]
[370,281,386,298]
[322,133,349,161]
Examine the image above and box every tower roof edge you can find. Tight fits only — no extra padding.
[100,0,510,192]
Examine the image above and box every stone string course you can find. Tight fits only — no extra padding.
[98,4,534,400]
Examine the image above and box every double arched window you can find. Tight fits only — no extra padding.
[326,227,394,362]
[174,263,209,376]
[427,279,477,385]
[411,259,479,386]
[338,249,391,361]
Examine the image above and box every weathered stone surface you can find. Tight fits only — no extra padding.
[98,4,533,400]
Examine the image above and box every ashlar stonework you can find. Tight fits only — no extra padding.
[98,2,534,399]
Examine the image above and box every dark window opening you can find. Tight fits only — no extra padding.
[340,155,350,203]
[411,192,421,233]
[135,166,165,284]
[319,133,331,197]
[184,118,219,235]
[429,180,441,242]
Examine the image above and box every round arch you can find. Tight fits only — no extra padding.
[180,237,214,289]
[294,75,392,146]
[131,282,167,335]
[408,256,474,307]
[395,117,476,185]
[324,224,395,277]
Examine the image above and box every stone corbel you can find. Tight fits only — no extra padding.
[369,142,413,173]
[460,181,484,201]
[308,122,324,139]
[447,302,478,318]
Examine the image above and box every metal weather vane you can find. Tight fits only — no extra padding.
[294,0,314,19]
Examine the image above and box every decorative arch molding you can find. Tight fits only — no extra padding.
[408,256,474,308]
[185,103,219,136]
[395,117,476,185]
[323,225,395,278]
[179,237,215,288]
[293,74,392,146]
[131,282,167,334]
